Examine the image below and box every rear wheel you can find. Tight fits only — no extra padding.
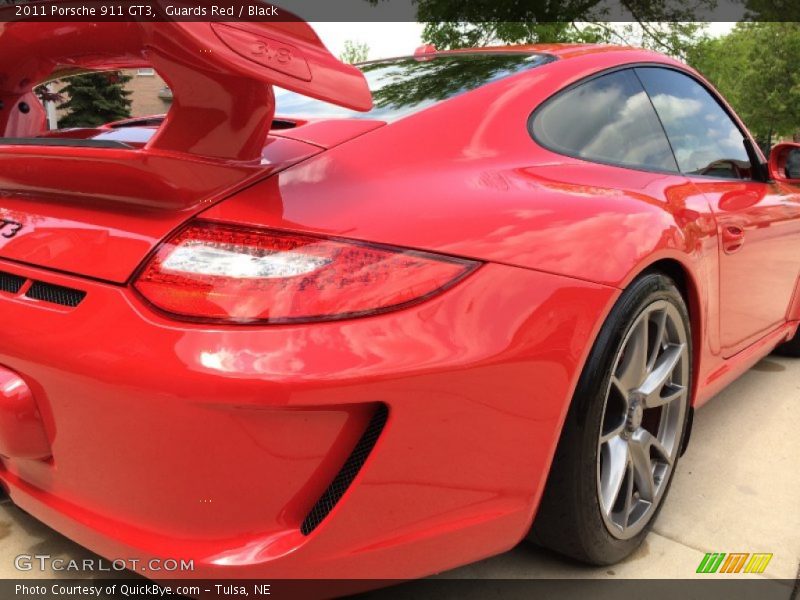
[529,272,691,564]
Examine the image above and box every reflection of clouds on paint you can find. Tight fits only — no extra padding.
[199,341,307,376]
[443,166,703,285]
[177,266,563,392]
[473,211,671,283]
[280,156,331,186]
[274,54,548,123]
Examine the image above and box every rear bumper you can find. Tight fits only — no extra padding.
[0,259,617,579]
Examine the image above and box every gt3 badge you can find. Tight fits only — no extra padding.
[0,218,23,239]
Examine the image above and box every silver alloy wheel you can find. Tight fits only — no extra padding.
[597,300,689,540]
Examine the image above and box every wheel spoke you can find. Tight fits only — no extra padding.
[616,318,649,392]
[629,428,674,501]
[621,461,635,526]
[638,343,685,408]
[600,436,629,512]
[643,429,673,466]
[647,309,668,372]
[629,433,656,501]
[599,421,625,443]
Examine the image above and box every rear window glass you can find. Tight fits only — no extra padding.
[275,53,553,122]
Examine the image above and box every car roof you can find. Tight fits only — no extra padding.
[361,43,683,69]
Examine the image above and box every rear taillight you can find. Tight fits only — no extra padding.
[133,221,479,324]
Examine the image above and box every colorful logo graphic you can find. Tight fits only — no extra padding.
[696,552,773,574]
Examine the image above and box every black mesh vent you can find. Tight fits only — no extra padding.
[0,271,25,294]
[301,405,389,535]
[26,281,86,307]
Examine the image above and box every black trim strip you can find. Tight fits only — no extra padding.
[0,138,133,149]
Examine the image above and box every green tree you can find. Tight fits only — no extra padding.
[743,0,800,21]
[420,22,608,49]
[376,0,712,58]
[688,23,800,148]
[340,40,370,64]
[612,22,709,61]
[420,20,708,61]
[57,72,132,128]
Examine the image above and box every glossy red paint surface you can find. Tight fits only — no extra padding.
[0,34,798,584]
[0,366,50,460]
[0,260,616,578]
[0,137,322,282]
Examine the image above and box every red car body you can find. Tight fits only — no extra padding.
[1,17,799,582]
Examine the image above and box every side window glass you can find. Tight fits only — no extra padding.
[530,69,678,172]
[635,67,751,179]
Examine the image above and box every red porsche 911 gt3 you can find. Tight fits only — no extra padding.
[1,16,799,582]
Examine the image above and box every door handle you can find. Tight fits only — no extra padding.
[722,224,745,253]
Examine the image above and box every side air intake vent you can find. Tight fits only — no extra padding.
[301,404,389,535]
[26,282,87,307]
[0,270,86,308]
[270,119,298,130]
[0,271,25,294]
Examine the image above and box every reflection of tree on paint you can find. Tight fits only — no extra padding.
[274,53,550,121]
[365,54,538,113]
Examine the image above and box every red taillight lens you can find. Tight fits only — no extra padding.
[133,221,479,324]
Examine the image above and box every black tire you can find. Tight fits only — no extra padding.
[772,333,800,357]
[528,272,692,565]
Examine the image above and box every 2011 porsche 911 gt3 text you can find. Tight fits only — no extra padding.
[1,10,800,585]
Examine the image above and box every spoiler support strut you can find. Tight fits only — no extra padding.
[0,10,372,162]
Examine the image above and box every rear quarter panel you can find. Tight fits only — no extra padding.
[204,49,724,404]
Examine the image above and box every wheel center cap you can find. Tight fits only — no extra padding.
[626,397,644,432]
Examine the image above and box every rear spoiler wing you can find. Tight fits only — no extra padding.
[0,12,373,162]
